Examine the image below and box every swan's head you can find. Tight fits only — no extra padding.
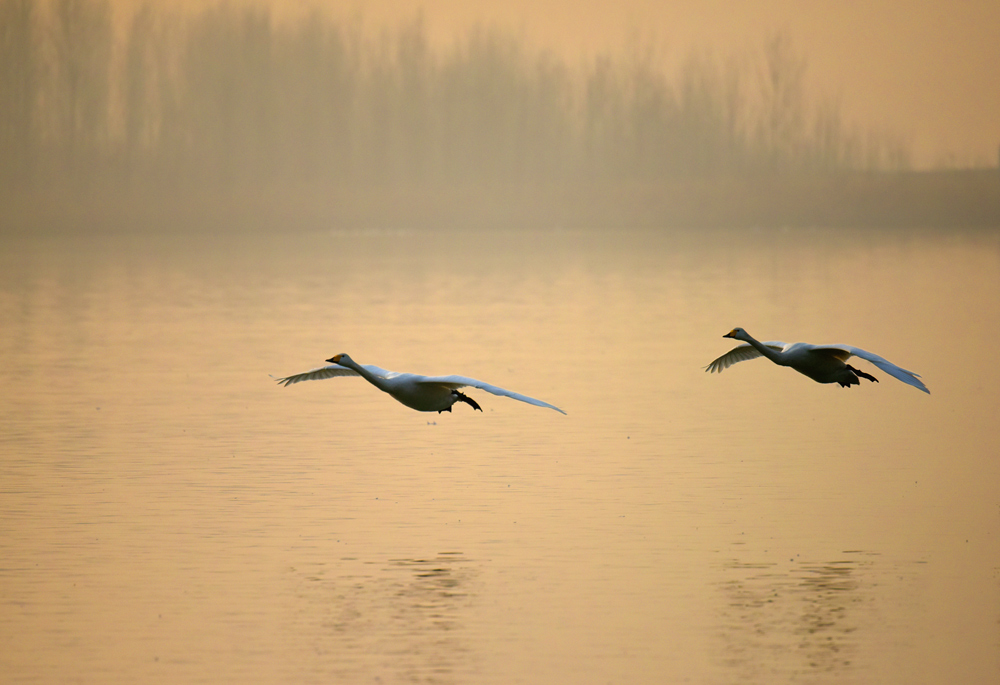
[326,353,350,366]
[724,327,748,340]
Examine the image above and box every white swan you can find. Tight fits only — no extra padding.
[706,328,929,393]
[275,353,567,414]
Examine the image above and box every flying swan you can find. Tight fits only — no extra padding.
[274,353,567,414]
[705,328,929,393]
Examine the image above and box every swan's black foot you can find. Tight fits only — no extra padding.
[848,365,878,383]
[453,390,482,412]
[438,406,452,413]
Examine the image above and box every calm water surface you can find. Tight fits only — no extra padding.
[1,225,998,684]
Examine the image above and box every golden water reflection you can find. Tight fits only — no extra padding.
[716,551,888,681]
[290,553,478,683]
[1,226,998,684]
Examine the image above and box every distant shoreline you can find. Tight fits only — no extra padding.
[3,169,998,236]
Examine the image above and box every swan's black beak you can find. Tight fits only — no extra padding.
[723,331,736,338]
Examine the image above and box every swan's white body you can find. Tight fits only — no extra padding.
[275,353,566,414]
[706,328,929,393]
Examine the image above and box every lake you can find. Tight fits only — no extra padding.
[1,224,998,684]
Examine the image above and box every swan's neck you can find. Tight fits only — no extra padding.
[742,334,785,365]
[341,358,387,389]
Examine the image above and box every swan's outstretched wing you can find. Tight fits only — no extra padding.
[817,345,930,394]
[417,374,566,414]
[705,342,787,374]
[273,363,394,387]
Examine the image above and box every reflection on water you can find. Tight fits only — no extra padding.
[290,553,478,683]
[716,551,879,681]
[1,226,998,684]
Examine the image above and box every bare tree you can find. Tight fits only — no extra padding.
[0,0,38,182]
[47,0,114,179]
[753,33,806,170]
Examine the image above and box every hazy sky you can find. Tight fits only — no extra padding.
[138,0,1000,167]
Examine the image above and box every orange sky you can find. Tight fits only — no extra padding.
[131,0,1000,168]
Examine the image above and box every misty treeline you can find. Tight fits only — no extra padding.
[1,0,912,191]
